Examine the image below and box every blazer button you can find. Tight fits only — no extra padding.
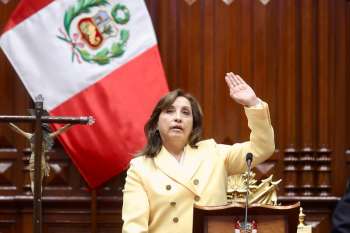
[193,179,199,185]
[170,201,176,207]
[166,185,171,190]
[194,196,200,202]
[173,217,179,223]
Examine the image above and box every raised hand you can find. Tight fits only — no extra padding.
[225,72,259,107]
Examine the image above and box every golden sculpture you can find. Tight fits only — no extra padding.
[227,171,282,205]
[297,207,312,233]
[227,172,312,232]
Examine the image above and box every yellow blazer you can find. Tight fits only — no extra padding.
[122,102,275,233]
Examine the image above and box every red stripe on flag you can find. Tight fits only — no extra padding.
[2,0,53,33]
[50,45,168,188]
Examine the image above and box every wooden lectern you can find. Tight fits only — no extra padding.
[193,202,300,233]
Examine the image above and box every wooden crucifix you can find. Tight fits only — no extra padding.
[0,95,94,233]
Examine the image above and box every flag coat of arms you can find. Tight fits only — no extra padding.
[0,0,168,188]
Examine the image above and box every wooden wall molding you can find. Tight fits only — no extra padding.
[184,0,196,5]
[259,0,270,5]
[222,0,234,5]
[221,0,270,6]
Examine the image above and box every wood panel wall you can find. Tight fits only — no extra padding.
[0,0,349,232]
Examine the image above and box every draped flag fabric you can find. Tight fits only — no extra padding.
[0,0,168,188]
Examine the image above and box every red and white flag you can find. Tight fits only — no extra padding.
[0,0,168,188]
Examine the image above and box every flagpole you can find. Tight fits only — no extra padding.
[33,96,44,233]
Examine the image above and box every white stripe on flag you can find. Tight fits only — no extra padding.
[0,0,157,111]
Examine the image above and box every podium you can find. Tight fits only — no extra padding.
[193,202,300,233]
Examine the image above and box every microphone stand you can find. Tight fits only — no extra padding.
[244,153,253,232]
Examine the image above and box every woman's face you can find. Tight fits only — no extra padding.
[157,96,193,145]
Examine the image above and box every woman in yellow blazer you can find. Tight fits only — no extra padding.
[122,73,275,233]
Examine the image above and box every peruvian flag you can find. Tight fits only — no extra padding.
[0,0,168,188]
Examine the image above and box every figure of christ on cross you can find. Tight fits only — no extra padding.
[0,95,94,233]
[8,122,72,193]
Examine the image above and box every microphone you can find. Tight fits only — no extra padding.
[244,153,253,232]
[246,152,253,166]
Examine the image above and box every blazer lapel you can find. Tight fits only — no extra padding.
[154,145,203,196]
[182,144,205,181]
